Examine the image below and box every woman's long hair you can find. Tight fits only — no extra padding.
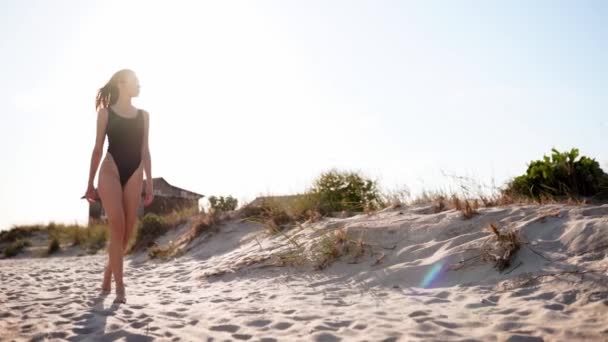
[95,69,134,111]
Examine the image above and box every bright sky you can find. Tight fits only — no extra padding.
[1,0,606,231]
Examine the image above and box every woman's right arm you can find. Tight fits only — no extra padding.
[87,108,109,187]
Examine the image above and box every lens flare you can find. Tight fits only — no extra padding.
[420,262,444,288]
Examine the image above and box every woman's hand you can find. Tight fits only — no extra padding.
[84,183,97,203]
[144,179,154,206]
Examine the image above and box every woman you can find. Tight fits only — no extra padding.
[84,69,154,304]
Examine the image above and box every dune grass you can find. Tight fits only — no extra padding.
[47,237,60,255]
[0,224,44,244]
[3,239,32,257]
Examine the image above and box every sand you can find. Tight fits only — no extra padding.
[1,203,608,341]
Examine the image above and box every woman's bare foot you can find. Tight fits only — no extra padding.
[113,284,126,304]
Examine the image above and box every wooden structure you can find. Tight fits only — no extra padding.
[86,177,204,224]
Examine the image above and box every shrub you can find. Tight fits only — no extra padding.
[505,148,608,200]
[47,237,60,255]
[208,195,238,212]
[310,169,381,214]
[132,213,167,251]
[4,239,31,258]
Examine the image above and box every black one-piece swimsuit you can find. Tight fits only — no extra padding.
[105,107,144,188]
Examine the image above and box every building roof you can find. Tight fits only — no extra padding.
[81,177,204,201]
[151,177,204,199]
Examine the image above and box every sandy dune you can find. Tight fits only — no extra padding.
[1,204,608,341]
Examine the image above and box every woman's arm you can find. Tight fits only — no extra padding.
[142,110,154,205]
[88,108,109,187]
[142,110,152,181]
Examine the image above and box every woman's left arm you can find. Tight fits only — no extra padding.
[142,110,154,205]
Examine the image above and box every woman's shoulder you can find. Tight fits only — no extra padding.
[137,107,150,116]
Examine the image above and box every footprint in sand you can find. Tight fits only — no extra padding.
[524,291,556,301]
[424,298,451,304]
[588,291,608,302]
[408,310,430,318]
[210,324,240,333]
[556,290,578,305]
[130,317,153,329]
[432,320,460,329]
[543,303,564,311]
[245,319,272,327]
[313,325,338,332]
[312,332,341,342]
[292,315,322,321]
[510,287,538,298]
[496,321,525,331]
[434,291,451,299]
[271,322,293,330]
[163,311,186,319]
[325,320,352,329]
[72,326,96,335]
[232,333,253,340]
[505,334,544,342]
[234,308,266,315]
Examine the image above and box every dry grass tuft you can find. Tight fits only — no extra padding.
[380,187,411,209]
[275,247,308,267]
[481,222,522,271]
[164,206,200,228]
[451,195,462,211]
[148,241,181,260]
[238,197,310,235]
[185,210,222,243]
[461,200,479,219]
[432,196,447,213]
[312,228,369,270]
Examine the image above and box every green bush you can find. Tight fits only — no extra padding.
[310,169,381,214]
[47,237,60,255]
[3,239,31,258]
[505,148,608,199]
[132,213,167,251]
[208,195,238,212]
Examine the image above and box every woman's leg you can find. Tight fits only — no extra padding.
[122,165,144,253]
[97,154,126,298]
